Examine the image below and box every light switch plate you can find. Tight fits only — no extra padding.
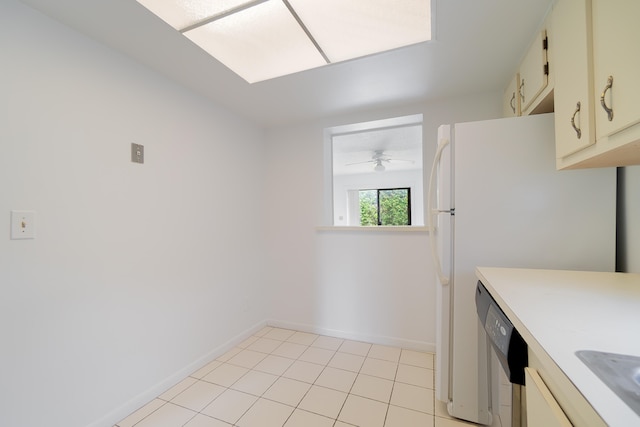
[131,143,144,164]
[11,210,36,239]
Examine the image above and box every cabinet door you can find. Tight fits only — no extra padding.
[525,368,573,427]
[553,0,596,158]
[503,74,520,117]
[592,0,640,138]
[519,30,549,113]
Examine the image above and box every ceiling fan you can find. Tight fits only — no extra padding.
[346,150,414,172]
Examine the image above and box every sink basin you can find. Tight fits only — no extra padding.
[576,350,640,416]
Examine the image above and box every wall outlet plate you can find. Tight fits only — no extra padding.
[11,210,36,239]
[131,143,144,164]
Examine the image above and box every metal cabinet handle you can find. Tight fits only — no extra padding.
[510,93,516,114]
[519,79,525,104]
[600,75,614,121]
[570,102,582,139]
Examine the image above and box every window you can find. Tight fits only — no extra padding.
[358,188,411,226]
[325,114,424,227]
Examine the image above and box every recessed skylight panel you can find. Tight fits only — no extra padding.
[184,0,326,83]
[135,0,432,83]
[288,0,431,63]
[137,0,258,30]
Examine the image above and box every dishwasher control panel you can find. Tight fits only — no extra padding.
[475,281,528,385]
[485,304,512,355]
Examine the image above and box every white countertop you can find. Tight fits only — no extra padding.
[475,267,640,427]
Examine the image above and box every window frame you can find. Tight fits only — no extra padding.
[322,114,425,229]
[359,187,412,226]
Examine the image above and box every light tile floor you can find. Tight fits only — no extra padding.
[115,327,480,427]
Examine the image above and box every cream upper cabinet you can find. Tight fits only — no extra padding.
[555,0,640,169]
[553,0,595,158]
[503,74,520,117]
[502,14,553,118]
[519,30,550,115]
[592,0,640,138]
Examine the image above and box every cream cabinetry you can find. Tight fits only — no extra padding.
[592,0,640,139]
[555,0,640,169]
[525,368,573,427]
[519,30,550,115]
[503,74,520,117]
[502,22,553,118]
[526,350,606,427]
[552,0,595,158]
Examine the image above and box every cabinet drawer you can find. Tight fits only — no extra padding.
[525,368,573,427]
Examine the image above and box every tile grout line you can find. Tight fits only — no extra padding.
[217,330,303,426]
[276,330,337,426]
[117,328,438,427]
[125,398,169,427]
[211,328,322,426]
[255,331,318,427]
[333,342,369,425]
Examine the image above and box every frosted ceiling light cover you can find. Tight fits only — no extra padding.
[184,1,326,83]
[135,0,431,83]
[288,0,431,62]
[137,0,256,30]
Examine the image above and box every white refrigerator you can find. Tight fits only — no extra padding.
[427,113,616,425]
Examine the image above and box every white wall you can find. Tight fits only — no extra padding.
[0,3,511,426]
[264,95,503,350]
[0,2,267,427]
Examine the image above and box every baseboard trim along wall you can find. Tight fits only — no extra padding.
[267,319,436,353]
[89,320,268,427]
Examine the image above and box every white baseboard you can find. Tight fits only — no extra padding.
[266,318,435,353]
[90,319,267,427]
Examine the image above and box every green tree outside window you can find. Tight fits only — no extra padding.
[359,188,411,226]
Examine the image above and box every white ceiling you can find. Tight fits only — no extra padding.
[19,0,554,128]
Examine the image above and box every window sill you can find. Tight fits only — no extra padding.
[315,226,431,233]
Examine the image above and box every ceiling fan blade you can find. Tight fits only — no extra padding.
[386,158,415,163]
[345,159,375,166]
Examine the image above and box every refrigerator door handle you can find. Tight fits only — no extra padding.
[428,137,451,286]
